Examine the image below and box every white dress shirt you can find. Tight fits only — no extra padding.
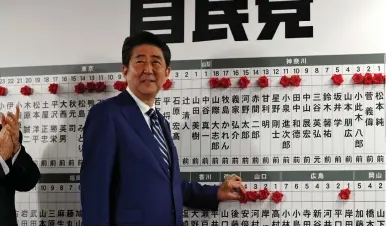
[0,145,21,175]
[126,86,155,129]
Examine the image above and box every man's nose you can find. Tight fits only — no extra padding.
[143,61,153,73]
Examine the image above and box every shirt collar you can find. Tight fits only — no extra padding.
[126,86,155,115]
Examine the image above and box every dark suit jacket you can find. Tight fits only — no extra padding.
[0,125,41,226]
[80,90,220,226]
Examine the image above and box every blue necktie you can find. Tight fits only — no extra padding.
[146,108,170,167]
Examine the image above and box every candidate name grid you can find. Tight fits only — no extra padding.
[161,60,386,168]
[0,54,384,170]
[12,170,385,226]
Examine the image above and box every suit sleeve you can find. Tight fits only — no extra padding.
[6,130,41,192]
[181,180,220,210]
[80,104,117,226]
[163,120,220,210]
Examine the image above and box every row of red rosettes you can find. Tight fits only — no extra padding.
[240,188,284,204]
[239,188,351,204]
[350,72,385,85]
[0,82,108,96]
[210,73,386,89]
[0,80,173,96]
[0,72,383,96]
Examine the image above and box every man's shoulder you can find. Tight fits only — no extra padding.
[86,94,124,121]
[90,95,119,112]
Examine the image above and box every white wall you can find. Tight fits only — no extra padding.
[0,0,385,67]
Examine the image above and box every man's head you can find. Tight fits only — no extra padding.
[121,31,171,104]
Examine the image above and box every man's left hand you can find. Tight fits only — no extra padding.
[217,174,246,201]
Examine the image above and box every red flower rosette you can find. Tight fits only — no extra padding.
[352,73,364,84]
[258,188,270,200]
[220,77,231,88]
[48,83,59,94]
[280,75,290,87]
[74,82,86,94]
[239,193,248,204]
[162,79,173,90]
[0,86,7,96]
[289,75,301,87]
[372,73,385,84]
[271,191,284,204]
[239,191,259,204]
[331,74,344,86]
[209,77,220,88]
[86,81,96,92]
[257,75,269,88]
[338,188,351,200]
[246,191,259,202]
[113,80,128,91]
[95,81,106,93]
[238,76,250,88]
[363,73,373,85]
[20,85,32,96]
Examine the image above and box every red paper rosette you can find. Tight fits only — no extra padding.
[280,75,291,87]
[74,82,86,94]
[220,77,231,88]
[271,191,284,204]
[113,81,128,91]
[331,74,344,86]
[162,79,173,90]
[363,73,373,85]
[238,76,250,88]
[289,75,301,87]
[257,75,269,88]
[352,73,364,84]
[220,77,232,88]
[209,77,220,88]
[372,73,385,84]
[239,191,260,204]
[95,81,106,93]
[86,81,96,92]
[20,85,32,96]
[0,86,7,96]
[338,188,351,200]
[258,188,270,200]
[48,83,59,94]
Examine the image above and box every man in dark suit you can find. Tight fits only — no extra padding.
[80,31,246,226]
[0,106,41,226]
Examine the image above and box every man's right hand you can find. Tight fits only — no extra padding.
[0,125,14,161]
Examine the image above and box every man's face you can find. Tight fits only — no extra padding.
[123,44,170,98]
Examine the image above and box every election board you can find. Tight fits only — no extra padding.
[0,0,385,226]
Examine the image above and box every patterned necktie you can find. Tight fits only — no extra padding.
[146,108,170,167]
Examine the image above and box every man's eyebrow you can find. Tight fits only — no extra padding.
[135,54,162,59]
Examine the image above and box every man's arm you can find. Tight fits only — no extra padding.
[181,180,220,210]
[80,105,117,226]
[6,130,41,192]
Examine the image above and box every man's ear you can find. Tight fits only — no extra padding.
[166,67,171,78]
[122,65,128,77]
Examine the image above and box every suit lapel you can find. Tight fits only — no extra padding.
[118,91,170,178]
